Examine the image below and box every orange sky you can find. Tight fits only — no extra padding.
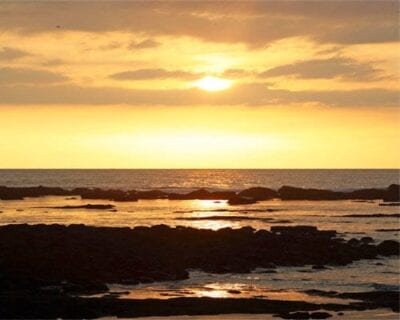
[0,1,399,168]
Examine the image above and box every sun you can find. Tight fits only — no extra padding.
[195,76,232,92]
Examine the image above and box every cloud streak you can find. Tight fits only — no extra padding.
[110,68,199,81]
[0,67,68,84]
[0,47,30,60]
[258,58,384,81]
[0,82,397,108]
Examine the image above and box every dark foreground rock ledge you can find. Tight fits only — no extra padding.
[0,224,398,289]
[0,291,398,319]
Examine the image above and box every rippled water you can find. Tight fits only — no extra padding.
[0,169,398,191]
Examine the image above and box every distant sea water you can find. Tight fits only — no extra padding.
[0,169,398,192]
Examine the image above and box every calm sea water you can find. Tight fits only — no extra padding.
[0,169,398,191]
[0,169,399,319]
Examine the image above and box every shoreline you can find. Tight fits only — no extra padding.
[0,224,399,318]
[1,184,399,202]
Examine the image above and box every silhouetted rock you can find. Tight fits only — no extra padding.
[339,213,400,218]
[50,204,115,210]
[312,265,328,270]
[360,236,374,244]
[228,195,257,205]
[278,186,344,200]
[61,282,109,295]
[136,190,167,199]
[276,311,332,319]
[376,240,400,256]
[375,228,400,232]
[169,189,236,200]
[0,185,71,200]
[383,184,400,202]
[75,188,138,202]
[238,187,278,200]
[0,291,396,319]
[379,202,400,206]
[227,289,241,294]
[0,224,396,293]
[271,225,320,235]
[347,188,386,200]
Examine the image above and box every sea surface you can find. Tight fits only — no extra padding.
[0,169,398,192]
[0,169,399,319]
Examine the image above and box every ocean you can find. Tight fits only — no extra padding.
[0,169,399,319]
[0,169,398,191]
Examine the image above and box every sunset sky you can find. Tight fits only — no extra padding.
[0,1,399,168]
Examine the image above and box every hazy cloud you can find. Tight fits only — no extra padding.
[259,58,383,81]
[0,1,397,46]
[0,47,30,60]
[129,39,161,49]
[0,82,397,108]
[110,68,200,81]
[0,67,68,84]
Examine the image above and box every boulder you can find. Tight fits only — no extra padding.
[383,184,400,202]
[176,189,236,200]
[238,187,278,200]
[136,190,167,199]
[377,240,400,256]
[278,186,344,200]
[227,195,257,205]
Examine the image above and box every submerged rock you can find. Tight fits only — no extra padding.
[51,204,115,210]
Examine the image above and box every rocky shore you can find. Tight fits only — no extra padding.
[0,224,398,287]
[0,224,398,319]
[0,184,399,202]
[1,291,398,319]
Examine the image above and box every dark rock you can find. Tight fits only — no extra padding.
[376,240,400,256]
[51,204,115,210]
[379,202,400,206]
[276,311,311,319]
[310,312,332,319]
[238,187,278,200]
[169,189,236,200]
[62,282,109,295]
[340,213,400,218]
[347,188,386,200]
[76,188,138,202]
[375,228,400,232]
[136,190,167,199]
[278,186,344,200]
[360,236,374,244]
[312,265,328,270]
[227,289,241,294]
[111,191,138,202]
[0,185,70,200]
[0,223,397,300]
[228,195,257,205]
[383,184,400,202]
[271,225,318,234]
